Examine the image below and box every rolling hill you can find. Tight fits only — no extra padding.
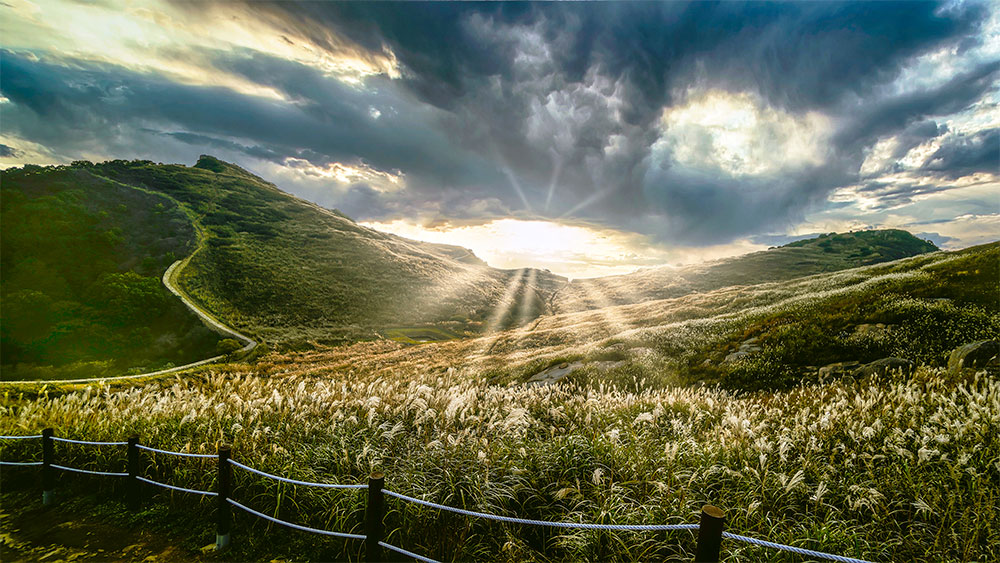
[1,157,565,379]
[0,165,221,380]
[553,230,939,313]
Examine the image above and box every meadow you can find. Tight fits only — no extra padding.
[2,242,997,562]
[1,362,995,562]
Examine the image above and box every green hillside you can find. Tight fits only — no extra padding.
[1,158,566,381]
[1,166,221,381]
[471,241,998,391]
[87,157,565,345]
[554,230,939,313]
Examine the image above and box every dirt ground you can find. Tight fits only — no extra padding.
[0,489,212,563]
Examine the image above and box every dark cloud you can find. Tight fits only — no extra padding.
[920,127,999,179]
[891,120,948,160]
[0,144,20,157]
[834,60,1000,154]
[2,1,996,247]
[163,131,284,163]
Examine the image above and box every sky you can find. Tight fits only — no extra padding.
[1,1,997,278]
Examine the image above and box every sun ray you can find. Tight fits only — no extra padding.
[517,268,539,327]
[544,150,564,212]
[558,184,619,219]
[501,164,533,212]
[474,268,527,355]
[579,279,634,338]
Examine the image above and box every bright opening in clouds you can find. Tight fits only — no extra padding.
[362,218,767,279]
[1,1,997,268]
[660,90,831,176]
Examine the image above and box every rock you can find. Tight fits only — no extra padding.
[948,340,1000,373]
[527,362,583,386]
[818,361,860,378]
[724,351,749,363]
[723,338,763,363]
[856,357,914,378]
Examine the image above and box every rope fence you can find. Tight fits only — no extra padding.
[0,430,876,563]
[722,532,873,563]
[51,437,128,446]
[136,444,215,459]
[383,489,699,531]
[379,541,441,563]
[51,463,128,477]
[137,476,217,497]
[228,498,366,540]
[229,458,369,489]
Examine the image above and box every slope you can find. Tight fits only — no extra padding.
[553,230,939,313]
[6,157,567,355]
[0,165,221,381]
[352,241,995,392]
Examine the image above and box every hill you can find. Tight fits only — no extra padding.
[553,230,939,313]
[0,166,221,381]
[1,157,566,380]
[87,157,566,345]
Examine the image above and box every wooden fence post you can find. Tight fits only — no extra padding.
[216,444,232,550]
[127,435,140,511]
[41,428,54,506]
[694,504,725,562]
[366,472,385,563]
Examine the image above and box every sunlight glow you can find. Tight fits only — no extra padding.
[0,0,399,97]
[659,90,830,176]
[361,218,671,279]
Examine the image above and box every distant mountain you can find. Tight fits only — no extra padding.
[1,157,565,379]
[553,230,939,313]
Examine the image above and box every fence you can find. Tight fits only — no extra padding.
[0,430,873,563]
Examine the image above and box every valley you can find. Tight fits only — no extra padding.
[0,158,997,563]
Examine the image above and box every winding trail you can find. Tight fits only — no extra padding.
[3,259,257,386]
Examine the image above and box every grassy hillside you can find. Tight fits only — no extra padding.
[3,158,566,363]
[426,241,997,392]
[2,239,996,561]
[93,156,566,346]
[554,230,938,313]
[0,166,221,381]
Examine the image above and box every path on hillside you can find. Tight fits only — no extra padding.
[4,257,257,386]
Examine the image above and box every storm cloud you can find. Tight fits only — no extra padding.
[1,0,997,249]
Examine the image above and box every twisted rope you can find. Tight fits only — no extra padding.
[383,490,699,531]
[0,460,43,466]
[52,463,127,477]
[379,541,441,563]
[227,498,365,540]
[137,476,217,497]
[723,532,874,563]
[51,437,128,446]
[229,459,367,490]
[0,434,42,440]
[136,444,215,459]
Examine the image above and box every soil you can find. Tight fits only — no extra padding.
[0,490,211,563]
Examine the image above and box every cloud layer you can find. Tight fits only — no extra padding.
[1,0,997,262]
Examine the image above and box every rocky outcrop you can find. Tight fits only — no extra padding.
[948,341,999,373]
[724,337,763,363]
[856,357,914,378]
[526,360,625,386]
[818,361,860,378]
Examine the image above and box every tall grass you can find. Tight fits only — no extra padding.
[3,363,996,562]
